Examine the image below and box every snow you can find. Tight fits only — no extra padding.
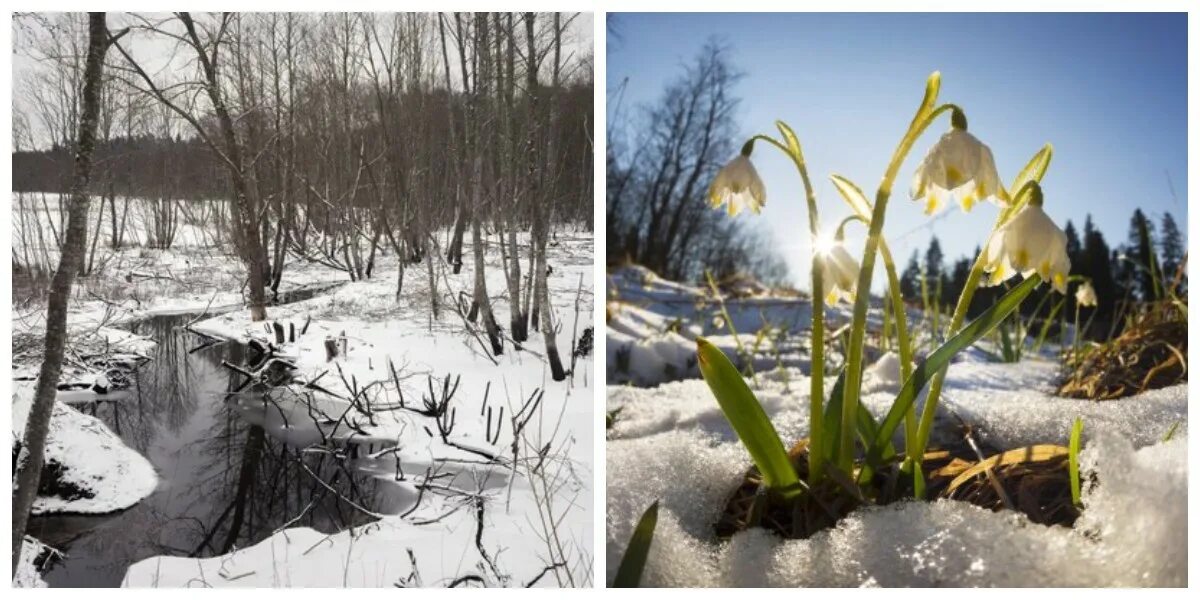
[14,538,51,588]
[12,382,159,515]
[605,267,1188,587]
[120,231,595,587]
[607,380,1187,586]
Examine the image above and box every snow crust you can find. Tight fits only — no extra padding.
[607,360,1187,586]
[12,383,159,515]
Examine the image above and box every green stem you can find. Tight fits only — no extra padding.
[839,214,916,460]
[878,240,917,460]
[837,101,956,471]
[914,249,987,457]
[748,130,825,482]
[1072,304,1081,359]
[913,168,1049,462]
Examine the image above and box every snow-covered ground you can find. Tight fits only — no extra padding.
[13,196,594,587]
[12,382,159,515]
[122,232,595,588]
[605,267,1187,587]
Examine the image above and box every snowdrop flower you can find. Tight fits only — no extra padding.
[817,239,860,305]
[983,186,1071,294]
[1075,281,1097,307]
[910,110,1007,215]
[709,154,766,216]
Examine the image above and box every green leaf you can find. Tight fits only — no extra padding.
[776,121,806,163]
[822,366,894,466]
[1069,418,1084,508]
[912,459,926,500]
[1163,421,1181,442]
[1002,144,1054,219]
[855,401,895,462]
[830,174,873,221]
[920,71,942,119]
[864,275,1043,472]
[822,369,848,462]
[696,338,801,495]
[613,501,659,588]
[1032,297,1066,354]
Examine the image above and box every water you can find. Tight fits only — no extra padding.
[26,298,405,587]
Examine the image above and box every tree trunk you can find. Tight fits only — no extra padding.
[179,13,268,322]
[505,229,525,342]
[447,206,467,274]
[535,216,566,381]
[469,160,502,356]
[12,12,109,574]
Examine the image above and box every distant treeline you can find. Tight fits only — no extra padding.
[13,135,227,199]
[901,208,1187,340]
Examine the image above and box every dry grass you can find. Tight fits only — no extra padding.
[1058,300,1187,400]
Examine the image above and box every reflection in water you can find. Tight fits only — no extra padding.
[28,311,401,587]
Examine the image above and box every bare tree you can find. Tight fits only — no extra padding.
[12,12,120,574]
[111,13,272,321]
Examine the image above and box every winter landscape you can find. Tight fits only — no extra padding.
[606,13,1187,587]
[11,12,594,588]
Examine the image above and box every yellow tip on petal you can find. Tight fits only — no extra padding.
[925,194,941,215]
[960,192,977,213]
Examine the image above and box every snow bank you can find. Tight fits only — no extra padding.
[14,538,50,588]
[12,383,158,515]
[124,488,578,588]
[607,360,1187,586]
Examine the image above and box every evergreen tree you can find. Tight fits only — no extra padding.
[923,236,946,307]
[900,250,921,301]
[945,256,971,309]
[1160,212,1185,292]
[1064,220,1082,265]
[1080,215,1118,335]
[924,236,945,283]
[1126,209,1159,300]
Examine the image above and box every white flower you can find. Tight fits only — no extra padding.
[1075,281,1097,307]
[818,242,860,304]
[983,203,1071,293]
[709,155,766,216]
[911,127,1007,215]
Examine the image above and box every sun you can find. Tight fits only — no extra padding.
[813,232,838,256]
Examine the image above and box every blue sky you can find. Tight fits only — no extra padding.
[608,12,1187,290]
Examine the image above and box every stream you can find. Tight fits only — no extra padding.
[26,288,408,587]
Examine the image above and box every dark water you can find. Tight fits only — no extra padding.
[27,298,405,587]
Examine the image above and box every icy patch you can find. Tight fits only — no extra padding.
[12,384,158,514]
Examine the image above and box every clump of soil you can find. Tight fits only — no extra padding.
[1058,300,1187,400]
[716,436,1078,540]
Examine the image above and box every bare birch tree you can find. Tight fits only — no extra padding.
[12,12,119,574]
